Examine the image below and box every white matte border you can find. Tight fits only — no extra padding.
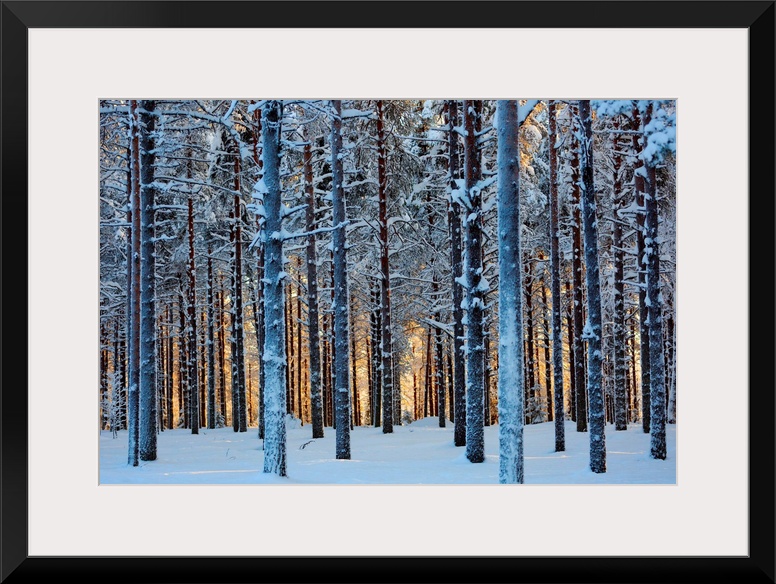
[29,28,748,557]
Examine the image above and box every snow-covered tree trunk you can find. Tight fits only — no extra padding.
[370,283,381,427]
[579,100,606,474]
[127,100,141,466]
[206,242,216,429]
[666,311,677,424]
[233,148,247,433]
[642,104,667,460]
[570,105,588,433]
[632,105,651,433]
[187,194,200,435]
[138,99,158,462]
[304,138,324,439]
[496,99,525,483]
[548,101,566,452]
[611,123,628,431]
[539,277,553,423]
[331,100,352,458]
[447,100,467,447]
[376,100,394,435]
[261,100,287,476]
[257,244,266,438]
[463,99,485,464]
[524,262,537,417]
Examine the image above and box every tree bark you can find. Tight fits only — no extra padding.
[187,195,200,435]
[579,100,606,474]
[570,104,588,433]
[611,120,628,431]
[642,104,667,460]
[463,99,485,464]
[632,105,651,434]
[261,100,287,476]
[304,138,324,438]
[548,101,566,451]
[331,100,352,458]
[138,99,158,461]
[447,100,467,447]
[376,100,395,435]
[496,99,525,483]
[127,100,141,466]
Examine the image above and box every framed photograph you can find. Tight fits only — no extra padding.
[4,1,773,582]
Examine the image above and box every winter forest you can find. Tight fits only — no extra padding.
[99,99,676,484]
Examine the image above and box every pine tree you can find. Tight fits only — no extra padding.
[376,100,394,435]
[496,100,525,483]
[548,100,566,451]
[331,100,352,459]
[261,100,287,476]
[463,100,485,464]
[579,100,605,473]
[138,99,158,462]
[447,100,467,447]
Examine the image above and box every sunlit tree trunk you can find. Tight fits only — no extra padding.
[632,105,651,433]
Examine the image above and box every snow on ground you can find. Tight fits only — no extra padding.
[99,418,676,485]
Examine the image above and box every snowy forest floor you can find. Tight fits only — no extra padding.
[100,418,676,484]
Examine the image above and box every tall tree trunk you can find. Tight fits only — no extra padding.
[206,244,216,429]
[434,320,446,426]
[642,104,667,460]
[351,296,359,427]
[179,292,188,428]
[447,100,466,447]
[233,148,248,433]
[375,100,395,435]
[370,282,381,427]
[127,100,141,466]
[138,99,158,461]
[287,278,295,417]
[257,245,266,438]
[261,100,287,476]
[322,295,332,427]
[304,138,324,438]
[666,310,677,424]
[548,101,566,451]
[611,121,628,431]
[579,100,606,474]
[539,265,553,423]
[463,99,485,464]
[524,261,537,420]
[566,281,576,422]
[570,105,588,433]
[632,105,651,434]
[187,195,200,435]
[331,100,352,458]
[218,277,227,426]
[496,100,525,483]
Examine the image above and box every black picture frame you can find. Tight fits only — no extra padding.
[2,2,773,582]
